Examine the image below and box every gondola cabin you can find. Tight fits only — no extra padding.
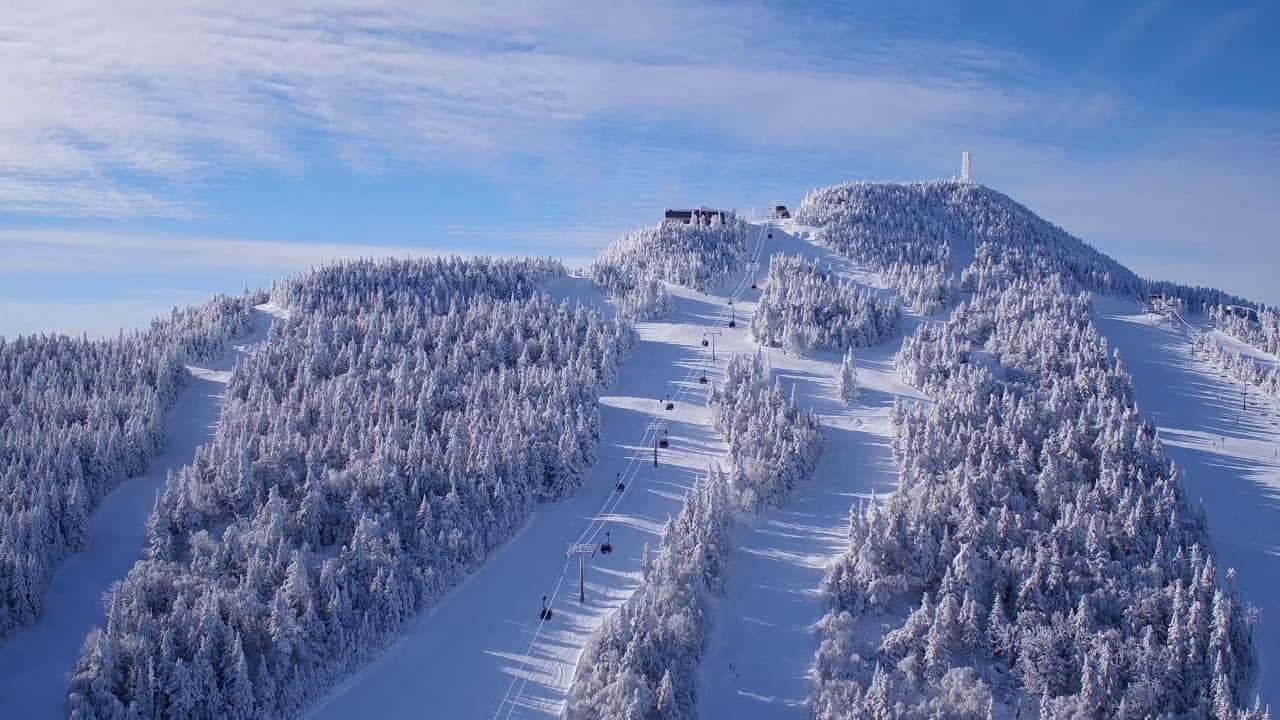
[773,204,790,219]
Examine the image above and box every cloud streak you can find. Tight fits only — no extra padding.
[0,0,1080,217]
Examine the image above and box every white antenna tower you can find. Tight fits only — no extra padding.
[960,151,972,183]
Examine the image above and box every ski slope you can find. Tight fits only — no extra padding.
[697,226,925,717]
[1095,297,1280,708]
[304,226,769,720]
[0,304,287,719]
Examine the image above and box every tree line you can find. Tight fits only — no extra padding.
[751,253,900,353]
[589,219,750,319]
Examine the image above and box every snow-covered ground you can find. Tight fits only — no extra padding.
[304,229,768,719]
[1095,297,1280,708]
[0,304,287,719]
[697,226,924,717]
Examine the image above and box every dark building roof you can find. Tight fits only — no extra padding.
[665,208,729,224]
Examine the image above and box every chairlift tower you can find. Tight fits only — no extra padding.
[702,329,723,361]
[566,544,596,603]
[646,419,667,467]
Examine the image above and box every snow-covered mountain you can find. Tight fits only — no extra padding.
[1,181,1276,720]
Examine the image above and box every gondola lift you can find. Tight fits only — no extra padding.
[702,338,709,347]
[751,282,758,291]
[664,396,675,411]
[600,532,613,555]
[699,373,708,384]
[615,472,625,492]
[659,429,669,448]
[539,596,553,621]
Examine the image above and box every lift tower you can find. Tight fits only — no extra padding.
[566,544,596,603]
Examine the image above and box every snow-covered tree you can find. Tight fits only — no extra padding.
[752,253,900,352]
[794,181,1154,313]
[589,217,750,319]
[814,270,1264,719]
[1208,304,1280,356]
[565,468,732,720]
[66,257,632,719]
[1191,331,1280,408]
[567,345,824,718]
[838,349,858,405]
[707,352,824,510]
[0,291,261,644]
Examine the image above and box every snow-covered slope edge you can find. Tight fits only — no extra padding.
[1095,298,1280,711]
[816,277,1263,718]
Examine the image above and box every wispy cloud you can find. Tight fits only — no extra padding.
[0,0,1084,217]
[4,0,1278,326]
[1164,3,1263,83]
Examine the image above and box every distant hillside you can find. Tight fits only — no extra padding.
[796,181,1145,301]
[796,181,1260,316]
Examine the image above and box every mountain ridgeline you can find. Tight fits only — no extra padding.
[0,178,1271,720]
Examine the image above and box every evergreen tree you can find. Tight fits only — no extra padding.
[838,348,859,405]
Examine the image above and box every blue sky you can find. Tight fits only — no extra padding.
[1,0,1277,337]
